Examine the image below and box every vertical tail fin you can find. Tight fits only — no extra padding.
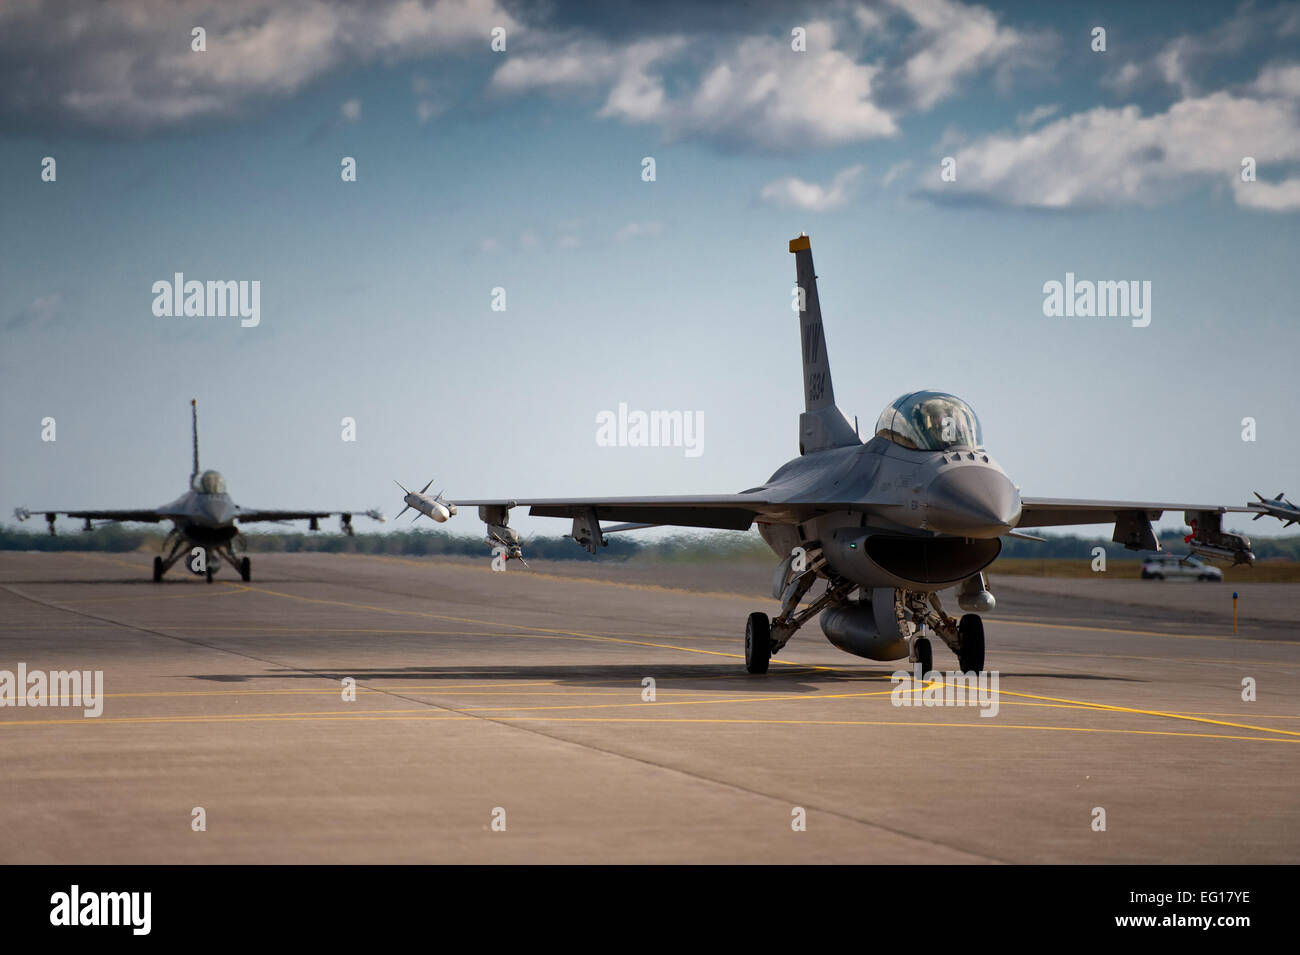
[190,399,200,487]
[789,234,860,454]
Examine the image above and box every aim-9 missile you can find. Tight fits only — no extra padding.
[395,479,458,523]
[1250,491,1300,528]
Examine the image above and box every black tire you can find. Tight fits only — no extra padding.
[239,557,251,582]
[205,564,214,584]
[957,614,985,673]
[1151,573,1164,581]
[914,637,933,679]
[152,556,164,582]
[745,612,771,674]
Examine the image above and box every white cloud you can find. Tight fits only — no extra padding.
[759,164,864,211]
[1015,103,1059,128]
[487,2,1044,152]
[340,97,361,122]
[493,24,897,152]
[923,72,1300,211]
[1102,4,1300,98]
[1233,176,1300,212]
[0,0,516,131]
[884,0,1038,110]
[1254,63,1300,99]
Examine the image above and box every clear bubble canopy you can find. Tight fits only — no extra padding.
[874,391,983,451]
[197,470,227,494]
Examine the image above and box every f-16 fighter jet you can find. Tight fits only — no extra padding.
[15,401,382,582]
[444,235,1292,675]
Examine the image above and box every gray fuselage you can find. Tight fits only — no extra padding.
[754,436,1022,593]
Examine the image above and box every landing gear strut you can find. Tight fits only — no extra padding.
[900,591,986,673]
[743,578,856,674]
[211,543,251,582]
[152,533,190,582]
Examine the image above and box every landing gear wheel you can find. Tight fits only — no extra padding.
[914,637,933,678]
[239,557,251,582]
[205,565,214,584]
[152,557,164,582]
[745,612,771,674]
[958,614,985,673]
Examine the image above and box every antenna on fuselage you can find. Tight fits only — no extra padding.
[190,399,200,488]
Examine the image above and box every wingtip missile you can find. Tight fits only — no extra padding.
[1248,490,1300,527]
[395,479,457,523]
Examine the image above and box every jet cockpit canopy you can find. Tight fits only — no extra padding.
[874,391,983,451]
[196,469,227,494]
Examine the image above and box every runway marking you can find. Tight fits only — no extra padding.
[27,682,1299,728]
[9,566,1298,746]
[0,709,1295,744]
[89,682,565,699]
[66,577,1299,739]
[55,585,249,606]
[941,682,1300,740]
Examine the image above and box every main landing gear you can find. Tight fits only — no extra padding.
[150,536,251,583]
[212,542,251,582]
[743,582,987,674]
[745,612,771,674]
[152,533,190,582]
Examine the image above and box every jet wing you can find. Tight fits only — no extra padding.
[235,508,383,524]
[1018,498,1259,528]
[1017,496,1280,563]
[453,495,776,530]
[15,507,170,525]
[453,490,929,530]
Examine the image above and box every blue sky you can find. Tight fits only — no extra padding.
[2,0,1298,538]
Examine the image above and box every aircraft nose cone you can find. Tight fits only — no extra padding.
[927,468,1021,538]
[199,498,235,526]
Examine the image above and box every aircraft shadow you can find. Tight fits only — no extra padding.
[187,663,1141,692]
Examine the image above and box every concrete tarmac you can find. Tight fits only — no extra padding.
[0,551,1296,863]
